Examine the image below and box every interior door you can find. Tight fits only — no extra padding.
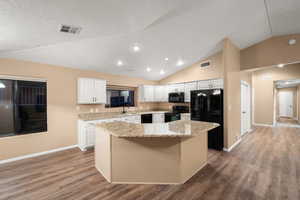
[279,91,293,117]
[241,82,250,135]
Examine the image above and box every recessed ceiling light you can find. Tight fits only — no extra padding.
[288,39,296,45]
[277,64,285,68]
[160,69,165,75]
[117,60,123,66]
[164,57,169,61]
[177,59,184,66]
[133,45,140,52]
[146,67,151,72]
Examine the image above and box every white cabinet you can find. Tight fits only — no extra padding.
[168,83,184,93]
[184,81,197,102]
[154,85,168,102]
[153,113,165,123]
[181,113,190,120]
[78,120,96,151]
[139,85,156,102]
[138,79,223,103]
[78,78,106,104]
[197,79,223,90]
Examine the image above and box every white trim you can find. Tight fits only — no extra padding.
[276,123,300,128]
[0,75,47,82]
[253,123,274,127]
[223,138,242,152]
[0,145,78,165]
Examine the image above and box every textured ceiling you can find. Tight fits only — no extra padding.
[0,0,299,80]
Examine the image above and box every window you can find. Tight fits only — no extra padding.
[0,79,47,137]
[106,88,135,108]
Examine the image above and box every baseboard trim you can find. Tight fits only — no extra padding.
[0,145,78,165]
[223,138,242,152]
[253,123,274,127]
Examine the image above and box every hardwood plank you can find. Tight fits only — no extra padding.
[0,126,299,200]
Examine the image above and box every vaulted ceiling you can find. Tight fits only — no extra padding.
[0,0,299,80]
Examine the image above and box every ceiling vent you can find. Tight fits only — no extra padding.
[200,60,211,68]
[60,24,82,34]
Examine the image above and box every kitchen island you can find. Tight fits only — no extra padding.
[95,120,219,185]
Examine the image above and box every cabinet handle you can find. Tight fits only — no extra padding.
[95,97,97,102]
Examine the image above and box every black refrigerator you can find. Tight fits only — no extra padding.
[190,89,223,150]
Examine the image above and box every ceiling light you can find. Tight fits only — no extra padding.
[177,59,184,66]
[0,82,5,89]
[133,45,140,52]
[117,60,123,66]
[277,64,285,68]
[131,43,141,52]
[160,69,165,75]
[164,57,169,61]
[146,67,151,72]
[288,39,296,45]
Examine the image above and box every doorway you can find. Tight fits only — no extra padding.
[241,81,251,136]
[275,79,300,127]
[278,91,293,118]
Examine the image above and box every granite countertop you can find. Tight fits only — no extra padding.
[78,110,170,121]
[96,120,219,138]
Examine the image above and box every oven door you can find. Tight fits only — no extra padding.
[164,113,181,122]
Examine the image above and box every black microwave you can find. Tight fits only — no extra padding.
[168,92,185,103]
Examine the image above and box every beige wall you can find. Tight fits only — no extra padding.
[0,58,157,160]
[252,64,300,125]
[241,34,300,70]
[223,38,241,148]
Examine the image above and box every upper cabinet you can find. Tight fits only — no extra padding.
[138,85,155,102]
[138,79,223,103]
[168,83,184,93]
[197,79,223,90]
[78,78,106,104]
[184,82,197,102]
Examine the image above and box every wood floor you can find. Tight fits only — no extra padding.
[1,126,300,200]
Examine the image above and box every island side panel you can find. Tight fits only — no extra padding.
[111,137,181,184]
[95,127,112,182]
[180,132,208,183]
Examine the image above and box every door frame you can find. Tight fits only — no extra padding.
[241,80,251,136]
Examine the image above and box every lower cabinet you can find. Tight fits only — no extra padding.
[152,113,165,123]
[78,115,141,151]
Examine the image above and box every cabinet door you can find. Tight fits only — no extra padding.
[153,113,164,123]
[184,82,197,102]
[78,78,95,104]
[162,85,169,102]
[94,79,106,104]
[154,85,164,102]
[197,80,210,90]
[144,85,154,102]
